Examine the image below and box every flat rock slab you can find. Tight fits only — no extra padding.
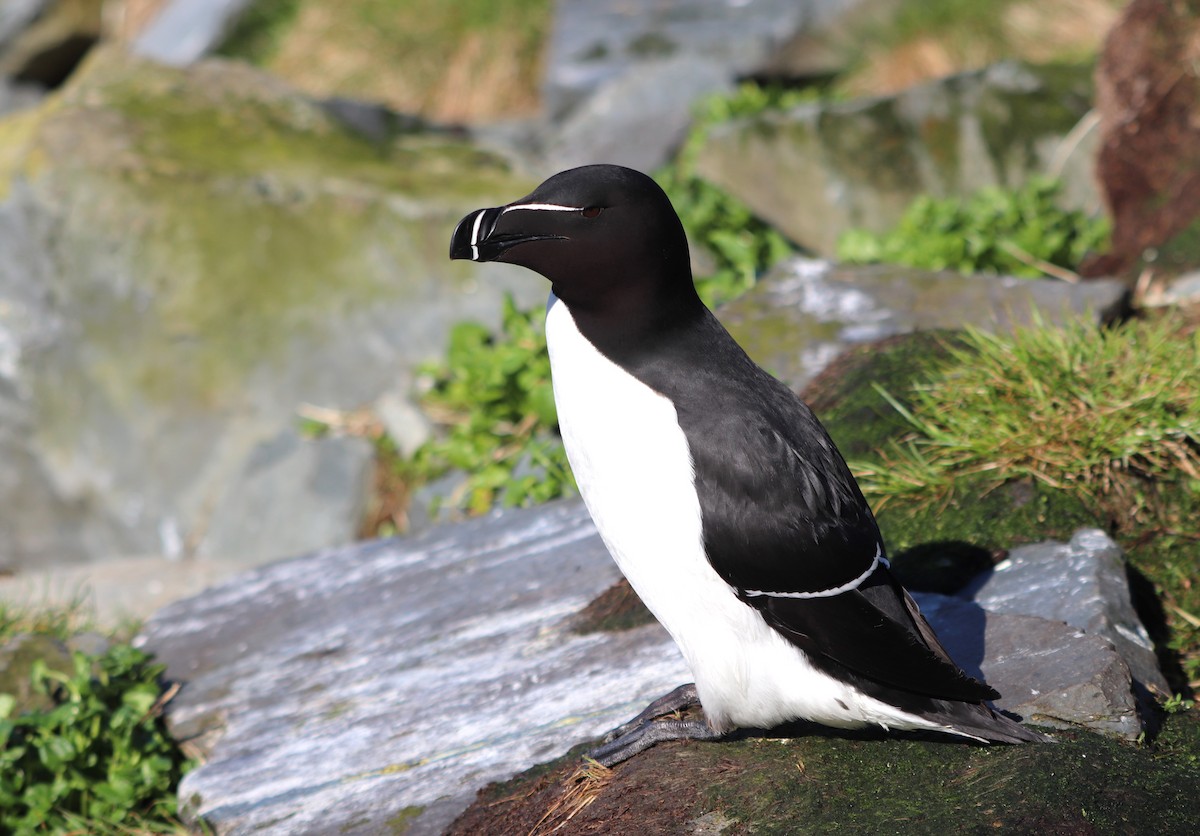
[141,500,1158,835]
[722,258,1129,390]
[139,502,690,836]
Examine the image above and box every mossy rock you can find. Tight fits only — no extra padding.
[0,45,543,569]
[447,712,1200,834]
[694,61,1099,256]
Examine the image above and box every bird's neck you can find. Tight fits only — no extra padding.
[554,278,707,368]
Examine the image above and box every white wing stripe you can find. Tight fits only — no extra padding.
[741,546,888,599]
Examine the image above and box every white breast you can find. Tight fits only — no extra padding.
[544,295,961,737]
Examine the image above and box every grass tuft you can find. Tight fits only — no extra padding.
[852,315,1200,506]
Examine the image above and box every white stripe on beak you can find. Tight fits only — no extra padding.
[470,210,485,261]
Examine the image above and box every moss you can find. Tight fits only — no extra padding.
[0,106,44,199]
[706,715,1200,833]
[803,331,964,458]
[627,32,677,58]
[103,77,518,200]
[448,712,1200,833]
[918,112,962,188]
[571,580,657,634]
[13,49,531,416]
[386,806,425,834]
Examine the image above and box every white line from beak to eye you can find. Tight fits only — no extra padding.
[470,210,485,261]
[501,203,583,213]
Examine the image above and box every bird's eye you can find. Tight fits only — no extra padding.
[581,206,603,219]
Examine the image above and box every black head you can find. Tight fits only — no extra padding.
[450,165,699,318]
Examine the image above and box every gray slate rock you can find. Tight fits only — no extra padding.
[536,0,864,174]
[139,502,691,836]
[542,55,732,175]
[141,503,1156,834]
[913,594,1141,739]
[132,0,256,66]
[694,61,1101,255]
[0,77,42,116]
[721,257,1129,391]
[961,529,1170,699]
[546,0,858,118]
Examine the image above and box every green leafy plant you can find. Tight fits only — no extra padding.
[836,178,1110,278]
[0,643,191,833]
[410,295,574,515]
[852,315,1200,503]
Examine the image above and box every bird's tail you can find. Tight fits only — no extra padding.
[927,699,1053,744]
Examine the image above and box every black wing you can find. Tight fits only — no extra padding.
[649,314,994,700]
[680,357,884,597]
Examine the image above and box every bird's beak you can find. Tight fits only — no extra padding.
[449,205,567,262]
[449,207,502,261]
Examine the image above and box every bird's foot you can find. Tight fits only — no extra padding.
[602,682,701,743]
[588,716,724,767]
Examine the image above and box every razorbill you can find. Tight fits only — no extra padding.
[449,164,1049,764]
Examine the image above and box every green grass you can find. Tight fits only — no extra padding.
[851,315,1200,503]
[836,178,1110,278]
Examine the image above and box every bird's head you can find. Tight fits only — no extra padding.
[450,165,697,315]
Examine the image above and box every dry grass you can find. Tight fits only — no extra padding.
[243,0,550,122]
[841,0,1122,97]
[526,759,614,836]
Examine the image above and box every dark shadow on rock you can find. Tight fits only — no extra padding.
[1126,561,1190,698]
[913,594,992,687]
[891,539,998,595]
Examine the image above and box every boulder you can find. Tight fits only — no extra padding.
[0,45,542,572]
[535,0,867,174]
[1084,0,1200,278]
[139,491,1162,834]
[545,0,862,119]
[540,55,732,175]
[0,78,42,117]
[720,257,1128,392]
[693,62,1101,256]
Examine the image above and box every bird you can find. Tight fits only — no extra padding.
[449,164,1049,765]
